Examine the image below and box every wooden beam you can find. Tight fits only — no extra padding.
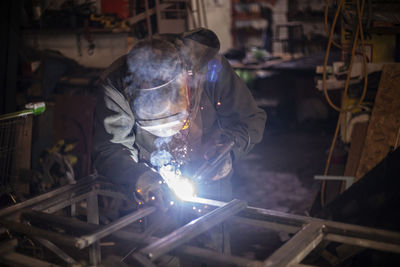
[355,64,400,181]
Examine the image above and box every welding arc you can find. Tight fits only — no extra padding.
[320,0,368,207]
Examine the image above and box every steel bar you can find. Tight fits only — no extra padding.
[325,233,400,254]
[140,199,247,261]
[133,253,158,267]
[37,191,92,214]
[77,206,156,249]
[0,175,96,218]
[71,203,76,217]
[0,252,61,267]
[126,3,173,26]
[8,186,400,267]
[35,238,77,264]
[291,264,318,267]
[264,223,324,266]
[0,110,33,121]
[23,210,260,266]
[323,223,400,246]
[96,189,129,200]
[87,191,101,266]
[189,197,310,228]
[200,0,208,28]
[32,180,105,213]
[144,0,152,37]
[232,216,300,234]
[0,219,80,248]
[190,197,400,250]
[193,141,234,180]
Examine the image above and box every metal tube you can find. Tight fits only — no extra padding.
[0,175,96,218]
[325,233,400,254]
[0,251,61,267]
[200,0,208,28]
[323,223,400,246]
[77,206,156,249]
[264,223,324,266]
[140,199,247,261]
[232,216,300,234]
[144,0,152,37]
[193,141,234,180]
[132,253,158,267]
[35,238,77,264]
[191,198,400,249]
[87,192,101,265]
[23,210,260,267]
[37,191,92,214]
[96,189,129,200]
[0,110,34,121]
[0,219,79,248]
[188,197,309,228]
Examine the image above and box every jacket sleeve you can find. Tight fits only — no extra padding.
[92,80,150,186]
[210,55,267,160]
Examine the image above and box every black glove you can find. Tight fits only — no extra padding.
[200,145,233,182]
[134,169,169,210]
[185,135,234,182]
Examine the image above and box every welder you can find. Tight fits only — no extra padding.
[92,28,266,234]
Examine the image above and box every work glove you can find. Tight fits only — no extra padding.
[187,133,234,183]
[134,169,168,210]
[201,143,233,182]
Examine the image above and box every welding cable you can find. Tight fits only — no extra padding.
[324,0,342,49]
[322,0,368,113]
[321,0,368,206]
[320,0,368,207]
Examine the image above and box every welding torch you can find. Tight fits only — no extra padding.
[154,140,235,201]
[192,140,235,183]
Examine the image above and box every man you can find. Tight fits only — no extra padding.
[92,28,266,207]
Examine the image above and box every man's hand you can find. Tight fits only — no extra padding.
[192,136,234,182]
[135,170,168,210]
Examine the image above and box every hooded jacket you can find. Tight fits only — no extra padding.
[92,28,266,187]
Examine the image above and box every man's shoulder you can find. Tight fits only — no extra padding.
[100,55,127,84]
[182,28,220,50]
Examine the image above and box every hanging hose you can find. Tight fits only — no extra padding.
[320,0,368,207]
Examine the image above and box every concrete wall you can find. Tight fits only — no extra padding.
[272,0,288,55]
[30,0,233,67]
[201,0,290,54]
[24,32,129,68]
[203,0,233,53]
[189,0,233,53]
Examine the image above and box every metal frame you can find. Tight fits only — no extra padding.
[0,175,399,266]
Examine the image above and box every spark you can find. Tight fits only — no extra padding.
[217,101,221,106]
[151,196,156,201]
[159,165,196,201]
[170,201,174,205]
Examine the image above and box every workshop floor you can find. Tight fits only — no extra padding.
[231,119,334,260]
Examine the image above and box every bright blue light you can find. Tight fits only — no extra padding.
[207,59,222,83]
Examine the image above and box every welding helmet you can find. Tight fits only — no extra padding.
[131,71,191,137]
[125,38,200,137]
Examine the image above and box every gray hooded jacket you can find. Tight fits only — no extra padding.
[92,28,266,187]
